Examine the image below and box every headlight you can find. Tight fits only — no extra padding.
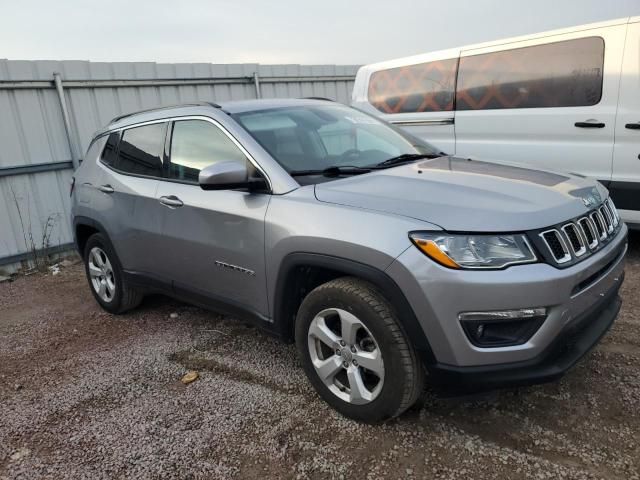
[409,232,537,269]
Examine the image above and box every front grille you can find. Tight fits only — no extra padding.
[535,200,623,268]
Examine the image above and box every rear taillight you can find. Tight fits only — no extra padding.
[70,177,76,197]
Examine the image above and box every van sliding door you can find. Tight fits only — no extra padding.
[612,21,640,223]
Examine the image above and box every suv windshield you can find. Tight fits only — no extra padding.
[232,104,440,181]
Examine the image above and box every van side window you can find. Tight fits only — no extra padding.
[456,37,604,110]
[100,132,120,167]
[115,123,166,177]
[367,58,457,114]
[169,120,247,183]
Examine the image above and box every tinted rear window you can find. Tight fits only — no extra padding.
[115,123,166,177]
[456,37,604,110]
[100,132,120,166]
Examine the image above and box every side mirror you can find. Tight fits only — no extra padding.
[199,161,248,191]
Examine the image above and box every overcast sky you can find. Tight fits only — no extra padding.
[1,0,638,65]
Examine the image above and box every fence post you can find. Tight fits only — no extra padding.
[253,71,262,99]
[53,73,79,170]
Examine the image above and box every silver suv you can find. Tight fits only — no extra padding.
[71,99,627,423]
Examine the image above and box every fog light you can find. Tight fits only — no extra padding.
[459,308,547,347]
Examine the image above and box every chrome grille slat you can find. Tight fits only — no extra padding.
[561,223,586,257]
[599,205,614,234]
[540,229,571,264]
[577,217,598,249]
[591,211,607,240]
[607,198,620,226]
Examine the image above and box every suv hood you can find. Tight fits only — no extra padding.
[314,156,608,232]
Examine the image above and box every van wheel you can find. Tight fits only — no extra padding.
[295,277,424,423]
[83,233,142,314]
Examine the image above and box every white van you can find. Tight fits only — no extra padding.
[352,16,640,227]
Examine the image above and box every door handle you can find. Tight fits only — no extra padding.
[625,122,640,130]
[159,195,184,208]
[98,184,114,194]
[575,121,605,128]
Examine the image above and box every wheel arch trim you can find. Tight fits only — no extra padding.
[73,216,116,257]
[273,252,437,367]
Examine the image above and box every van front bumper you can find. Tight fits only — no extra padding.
[386,224,627,390]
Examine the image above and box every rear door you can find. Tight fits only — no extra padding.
[454,25,626,181]
[154,117,271,318]
[93,122,167,278]
[611,20,640,224]
[352,49,459,154]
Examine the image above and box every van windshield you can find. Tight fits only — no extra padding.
[232,104,440,177]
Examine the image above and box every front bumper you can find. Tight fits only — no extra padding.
[386,223,627,385]
[428,275,622,391]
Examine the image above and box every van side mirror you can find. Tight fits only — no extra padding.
[199,161,249,190]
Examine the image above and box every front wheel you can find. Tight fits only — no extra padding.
[295,277,424,423]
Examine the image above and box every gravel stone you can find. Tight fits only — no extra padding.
[1,233,639,479]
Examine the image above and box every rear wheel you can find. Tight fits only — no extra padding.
[83,233,142,314]
[295,277,423,423]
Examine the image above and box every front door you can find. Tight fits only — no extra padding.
[155,118,271,318]
[612,21,640,225]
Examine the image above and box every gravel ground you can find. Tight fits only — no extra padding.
[1,234,639,480]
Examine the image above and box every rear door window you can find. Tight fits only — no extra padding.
[100,132,120,167]
[115,123,166,177]
[456,37,604,110]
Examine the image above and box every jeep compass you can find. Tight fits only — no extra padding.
[71,99,627,423]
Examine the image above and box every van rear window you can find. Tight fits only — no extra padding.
[456,36,604,110]
[367,58,457,114]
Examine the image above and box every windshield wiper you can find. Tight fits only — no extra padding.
[289,166,371,177]
[374,152,444,168]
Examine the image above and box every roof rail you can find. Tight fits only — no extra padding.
[109,101,221,124]
[302,97,335,102]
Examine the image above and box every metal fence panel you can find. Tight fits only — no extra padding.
[0,59,358,266]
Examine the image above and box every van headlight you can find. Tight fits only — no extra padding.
[409,232,537,270]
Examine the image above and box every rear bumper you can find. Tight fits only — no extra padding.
[428,273,622,392]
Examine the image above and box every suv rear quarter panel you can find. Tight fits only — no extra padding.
[71,136,108,242]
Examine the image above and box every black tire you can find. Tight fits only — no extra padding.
[295,277,424,423]
[83,233,143,314]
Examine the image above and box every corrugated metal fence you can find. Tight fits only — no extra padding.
[0,60,358,270]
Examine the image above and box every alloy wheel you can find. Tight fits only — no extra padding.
[307,308,385,405]
[88,247,116,302]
